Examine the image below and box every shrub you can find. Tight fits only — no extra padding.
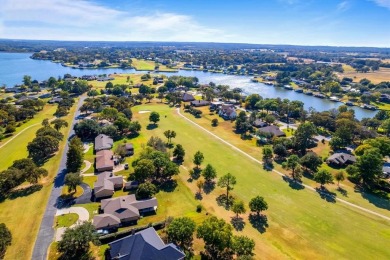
[196,204,203,213]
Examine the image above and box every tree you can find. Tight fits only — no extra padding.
[164,130,177,144]
[381,119,390,136]
[248,196,268,216]
[232,235,255,258]
[235,111,251,133]
[355,148,383,185]
[232,200,246,218]
[218,173,237,208]
[128,121,142,135]
[23,75,32,87]
[64,173,83,193]
[196,178,205,194]
[262,146,273,165]
[329,136,344,151]
[114,116,131,134]
[136,182,157,199]
[74,119,101,140]
[133,159,155,182]
[299,152,322,172]
[283,155,300,178]
[193,151,204,169]
[273,144,288,158]
[11,158,48,184]
[36,126,64,141]
[197,217,233,258]
[51,119,68,131]
[173,144,185,162]
[365,137,390,157]
[27,135,59,163]
[0,223,12,259]
[42,118,50,127]
[66,137,84,173]
[313,169,334,188]
[335,171,345,187]
[167,217,196,251]
[202,164,217,182]
[149,111,160,125]
[101,107,119,122]
[293,122,317,154]
[212,118,219,127]
[57,222,99,259]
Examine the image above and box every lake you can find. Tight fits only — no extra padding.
[0,52,376,119]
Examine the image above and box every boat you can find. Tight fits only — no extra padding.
[314,93,325,99]
[284,85,293,90]
[361,104,377,111]
[345,101,354,106]
[305,91,313,96]
[329,96,340,102]
[295,88,303,93]
[264,81,273,85]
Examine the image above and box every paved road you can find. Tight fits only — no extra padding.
[32,96,86,260]
[176,108,390,222]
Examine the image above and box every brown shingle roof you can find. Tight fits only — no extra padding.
[93,214,121,230]
[96,150,114,171]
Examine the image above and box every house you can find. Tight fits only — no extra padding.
[5,87,22,93]
[93,171,123,199]
[327,153,356,167]
[182,93,195,102]
[219,104,237,120]
[98,195,158,226]
[258,125,286,137]
[379,94,390,103]
[122,143,134,156]
[95,134,114,151]
[106,227,185,260]
[252,119,268,128]
[190,100,210,107]
[93,214,121,231]
[96,150,114,172]
[48,97,63,104]
[383,163,390,178]
[210,101,223,111]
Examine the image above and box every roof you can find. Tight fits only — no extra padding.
[124,143,134,150]
[327,153,356,165]
[95,134,114,151]
[190,100,210,107]
[96,150,114,170]
[182,93,195,102]
[94,172,123,197]
[253,119,268,128]
[93,214,121,230]
[108,227,185,260]
[258,125,286,137]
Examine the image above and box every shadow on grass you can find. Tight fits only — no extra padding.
[127,132,140,139]
[146,124,158,130]
[190,167,202,180]
[315,187,336,203]
[195,192,203,200]
[7,184,43,200]
[263,163,274,171]
[231,216,245,231]
[249,214,268,234]
[337,187,348,197]
[355,186,390,211]
[282,176,305,190]
[216,194,234,210]
[159,180,178,193]
[203,181,215,194]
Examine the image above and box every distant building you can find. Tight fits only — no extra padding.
[182,93,195,102]
[219,104,237,120]
[327,152,356,167]
[190,100,210,107]
[252,119,268,128]
[258,125,286,137]
[95,134,114,151]
[93,171,123,199]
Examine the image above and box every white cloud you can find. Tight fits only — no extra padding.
[371,0,390,9]
[337,1,350,11]
[0,0,231,42]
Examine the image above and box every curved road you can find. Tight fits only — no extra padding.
[32,96,86,260]
[176,108,390,222]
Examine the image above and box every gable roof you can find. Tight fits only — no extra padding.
[253,119,268,128]
[93,214,121,230]
[96,150,114,171]
[108,227,185,260]
[190,100,210,107]
[258,125,286,137]
[327,153,356,165]
[95,134,114,151]
[94,172,123,198]
[182,93,195,102]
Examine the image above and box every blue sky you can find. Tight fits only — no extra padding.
[0,0,389,47]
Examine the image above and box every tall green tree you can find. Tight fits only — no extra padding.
[167,217,196,251]
[262,146,273,165]
[149,111,160,125]
[202,164,217,182]
[164,130,177,143]
[218,173,237,208]
[133,159,155,182]
[0,223,12,259]
[66,137,84,173]
[232,200,246,218]
[173,144,185,162]
[283,155,300,178]
[193,151,204,169]
[51,119,68,131]
[249,196,268,216]
[293,122,317,154]
[299,152,322,172]
[135,182,157,199]
[356,148,384,185]
[335,171,345,187]
[64,173,83,193]
[232,235,255,258]
[313,169,334,188]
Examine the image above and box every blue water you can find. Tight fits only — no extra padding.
[0,52,376,119]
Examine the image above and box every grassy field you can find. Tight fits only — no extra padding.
[91,73,156,91]
[55,213,79,228]
[131,58,178,72]
[339,65,390,84]
[0,100,78,260]
[129,102,390,259]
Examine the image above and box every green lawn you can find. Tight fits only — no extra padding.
[0,100,79,260]
[56,213,79,227]
[131,58,155,71]
[129,103,390,259]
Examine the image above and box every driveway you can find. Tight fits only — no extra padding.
[54,207,90,241]
[74,183,92,204]
[32,96,86,260]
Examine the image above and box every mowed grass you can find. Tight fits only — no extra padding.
[339,66,390,84]
[56,213,79,228]
[91,73,156,90]
[0,101,78,260]
[131,103,390,259]
[131,58,155,71]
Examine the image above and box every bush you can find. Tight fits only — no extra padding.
[196,204,203,213]
[211,118,219,127]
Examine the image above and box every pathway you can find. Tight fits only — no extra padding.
[176,108,390,222]
[32,96,86,260]
[80,160,92,174]
[54,207,90,241]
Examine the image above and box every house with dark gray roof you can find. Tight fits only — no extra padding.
[252,119,268,128]
[95,134,114,151]
[190,100,210,107]
[182,93,195,102]
[327,152,356,167]
[258,125,286,137]
[107,227,185,260]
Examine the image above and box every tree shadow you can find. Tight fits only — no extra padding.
[190,167,202,180]
[337,187,348,197]
[216,194,234,209]
[355,186,390,211]
[249,214,269,234]
[231,216,245,231]
[195,192,203,200]
[203,181,215,194]
[315,187,336,203]
[240,134,253,140]
[159,180,178,193]
[263,163,274,171]
[165,143,174,149]
[7,184,43,200]
[146,124,158,130]
[282,176,305,190]
[172,157,183,165]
